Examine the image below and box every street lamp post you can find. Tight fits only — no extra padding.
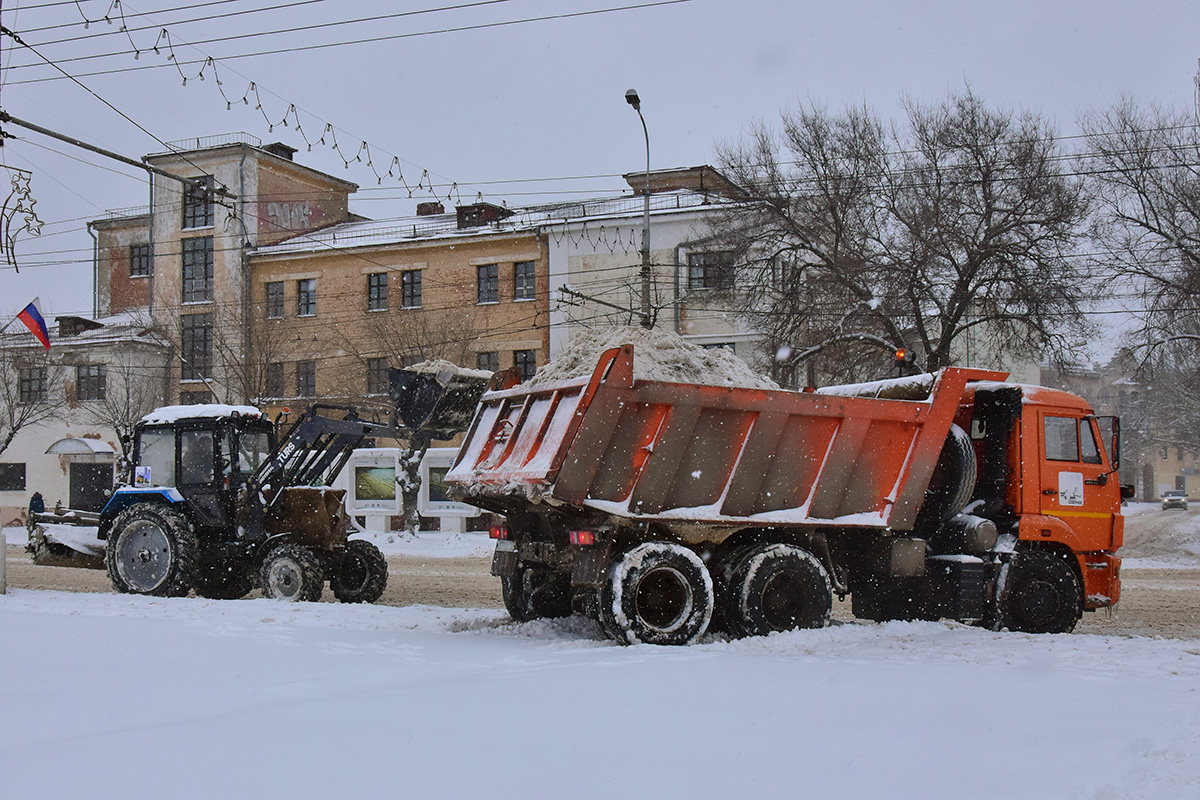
[626,88,652,329]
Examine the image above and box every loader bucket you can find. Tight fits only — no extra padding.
[389,364,493,438]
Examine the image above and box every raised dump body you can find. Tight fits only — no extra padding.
[449,345,1001,536]
[448,345,1126,646]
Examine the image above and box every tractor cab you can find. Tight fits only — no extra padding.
[123,404,275,535]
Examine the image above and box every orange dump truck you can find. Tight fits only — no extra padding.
[446,345,1128,645]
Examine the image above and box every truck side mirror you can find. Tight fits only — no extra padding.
[1120,483,1136,500]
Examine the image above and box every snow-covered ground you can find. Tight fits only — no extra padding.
[3,511,1200,798]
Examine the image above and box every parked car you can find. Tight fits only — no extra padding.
[1162,490,1189,510]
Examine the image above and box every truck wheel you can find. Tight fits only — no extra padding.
[598,542,713,646]
[502,565,572,622]
[1001,550,1082,633]
[916,424,977,528]
[260,544,325,602]
[724,544,832,637]
[330,540,388,603]
[193,565,256,600]
[105,505,197,597]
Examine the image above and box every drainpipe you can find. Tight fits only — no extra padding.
[86,222,99,318]
[239,143,251,403]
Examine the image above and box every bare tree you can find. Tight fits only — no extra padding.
[714,89,1093,385]
[73,343,169,460]
[0,344,64,457]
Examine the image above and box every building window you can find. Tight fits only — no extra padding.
[0,463,27,491]
[296,360,316,397]
[514,261,535,300]
[130,244,152,278]
[477,351,499,372]
[265,363,283,398]
[181,237,214,303]
[18,367,46,403]
[368,273,388,311]
[265,281,284,319]
[182,175,215,229]
[76,364,107,401]
[514,349,536,381]
[401,270,422,308]
[180,313,213,380]
[180,390,212,405]
[687,251,735,290]
[477,263,499,304]
[367,357,390,395]
[297,279,316,316]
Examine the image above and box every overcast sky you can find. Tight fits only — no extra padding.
[1,0,1198,339]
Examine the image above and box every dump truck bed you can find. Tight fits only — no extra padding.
[446,345,1006,532]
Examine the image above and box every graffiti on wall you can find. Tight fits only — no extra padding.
[267,201,312,234]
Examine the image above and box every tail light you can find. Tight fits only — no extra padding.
[569,529,596,546]
[489,524,511,540]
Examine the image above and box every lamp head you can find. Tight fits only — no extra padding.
[625,88,641,111]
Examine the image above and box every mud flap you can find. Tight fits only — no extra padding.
[491,540,517,577]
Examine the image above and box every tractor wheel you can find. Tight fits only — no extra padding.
[105,505,197,597]
[598,542,713,646]
[723,544,832,637]
[330,540,388,603]
[1001,550,1083,634]
[193,564,256,600]
[260,544,325,602]
[501,564,572,622]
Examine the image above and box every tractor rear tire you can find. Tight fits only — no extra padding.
[330,540,388,603]
[501,564,572,622]
[598,542,713,646]
[1000,550,1083,634]
[723,544,832,637]
[105,505,197,597]
[260,544,325,602]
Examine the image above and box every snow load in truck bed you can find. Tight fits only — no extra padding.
[527,326,778,389]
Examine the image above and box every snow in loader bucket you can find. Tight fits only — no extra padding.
[389,361,494,439]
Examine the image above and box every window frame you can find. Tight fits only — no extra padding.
[477,351,499,373]
[181,236,214,303]
[182,175,215,230]
[514,349,536,381]
[76,364,107,401]
[401,270,422,308]
[18,367,46,404]
[265,362,284,398]
[296,360,316,397]
[265,281,284,319]
[477,263,499,304]
[367,357,390,395]
[180,313,213,381]
[129,243,152,278]
[514,260,535,301]
[367,273,388,312]
[297,278,317,317]
[0,462,27,491]
[687,251,735,290]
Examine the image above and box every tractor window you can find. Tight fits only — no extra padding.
[1044,416,1080,462]
[138,429,176,488]
[180,430,215,485]
[238,430,271,474]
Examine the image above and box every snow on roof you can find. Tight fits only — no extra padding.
[526,325,778,390]
[253,190,737,256]
[141,404,265,425]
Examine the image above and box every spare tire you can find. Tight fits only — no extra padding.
[915,424,977,528]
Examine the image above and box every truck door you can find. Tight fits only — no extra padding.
[1037,411,1115,550]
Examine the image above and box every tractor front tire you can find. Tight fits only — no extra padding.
[105,504,197,597]
[330,540,388,603]
[260,544,325,602]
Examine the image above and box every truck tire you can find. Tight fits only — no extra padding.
[1000,550,1082,633]
[916,424,977,528]
[330,540,388,603]
[260,544,325,602]
[598,542,713,646]
[724,544,832,637]
[105,505,197,597]
[193,565,256,600]
[501,565,572,622]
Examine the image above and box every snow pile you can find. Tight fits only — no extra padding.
[528,325,778,389]
[1118,503,1200,567]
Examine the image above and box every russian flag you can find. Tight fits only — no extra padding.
[17,297,51,350]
